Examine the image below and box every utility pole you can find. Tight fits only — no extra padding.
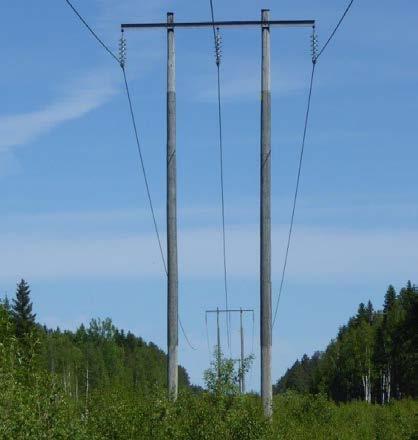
[260,9,272,418]
[206,308,254,393]
[122,12,315,410]
[240,308,245,394]
[166,11,178,400]
[216,307,221,379]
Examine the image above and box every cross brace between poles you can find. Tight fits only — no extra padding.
[206,309,253,314]
[121,19,315,31]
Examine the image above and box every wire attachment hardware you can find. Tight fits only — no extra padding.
[311,27,318,64]
[119,30,127,68]
[214,27,222,66]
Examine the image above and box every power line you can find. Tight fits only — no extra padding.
[272,60,316,328]
[64,0,166,273]
[121,67,168,275]
[315,0,355,61]
[205,312,211,357]
[272,1,356,327]
[63,0,196,351]
[209,0,231,353]
[64,0,119,64]
[179,316,196,351]
[122,67,196,351]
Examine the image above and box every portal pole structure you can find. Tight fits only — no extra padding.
[166,11,178,400]
[122,13,315,406]
[206,308,254,392]
[260,8,272,418]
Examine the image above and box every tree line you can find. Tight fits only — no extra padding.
[0,279,190,402]
[273,281,417,403]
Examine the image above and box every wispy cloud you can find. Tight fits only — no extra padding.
[196,74,304,102]
[194,58,306,102]
[0,68,119,151]
[0,224,416,283]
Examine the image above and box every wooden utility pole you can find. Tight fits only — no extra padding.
[260,8,272,418]
[216,307,221,378]
[206,308,254,392]
[166,11,178,400]
[122,12,315,411]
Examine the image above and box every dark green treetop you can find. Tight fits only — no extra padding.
[12,279,36,337]
[383,285,397,313]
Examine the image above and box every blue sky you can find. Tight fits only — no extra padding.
[1,0,417,389]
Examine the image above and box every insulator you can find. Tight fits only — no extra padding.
[119,32,127,67]
[310,29,318,63]
[214,28,222,66]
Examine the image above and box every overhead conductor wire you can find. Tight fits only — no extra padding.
[205,312,211,358]
[209,0,232,354]
[272,0,356,327]
[64,0,195,350]
[272,57,316,328]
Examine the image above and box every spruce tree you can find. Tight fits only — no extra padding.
[2,294,11,313]
[383,285,396,313]
[366,300,374,324]
[12,279,36,337]
[356,302,368,323]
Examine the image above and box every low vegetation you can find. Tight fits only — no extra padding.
[0,280,416,439]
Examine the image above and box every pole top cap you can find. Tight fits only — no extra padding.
[261,9,270,24]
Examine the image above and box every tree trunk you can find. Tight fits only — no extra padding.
[381,371,385,405]
[387,365,391,403]
[63,367,67,394]
[75,374,79,402]
[85,364,89,417]
[362,374,371,403]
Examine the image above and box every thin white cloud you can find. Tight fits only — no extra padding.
[0,224,416,283]
[0,68,119,151]
[194,57,306,102]
[197,74,304,102]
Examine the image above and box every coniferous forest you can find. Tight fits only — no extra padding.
[0,279,416,439]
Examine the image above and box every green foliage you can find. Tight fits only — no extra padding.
[272,393,417,440]
[36,317,190,398]
[204,347,253,396]
[274,281,418,403]
[1,279,417,438]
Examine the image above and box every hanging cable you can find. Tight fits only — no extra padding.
[64,0,119,63]
[121,66,168,275]
[272,28,317,328]
[122,57,196,351]
[205,312,211,358]
[120,37,196,351]
[272,1,355,328]
[179,316,196,351]
[315,0,355,61]
[209,0,231,354]
[63,0,196,351]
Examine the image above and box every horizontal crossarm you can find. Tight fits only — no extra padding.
[121,20,315,30]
